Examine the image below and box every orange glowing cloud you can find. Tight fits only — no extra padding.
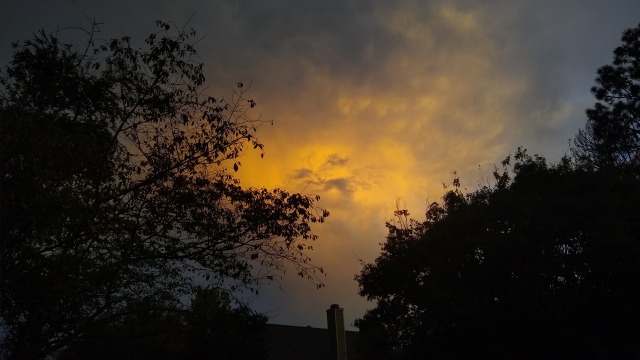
[4,0,636,330]
[220,1,639,328]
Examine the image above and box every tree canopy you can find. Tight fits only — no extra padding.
[356,23,640,359]
[0,21,327,359]
[59,288,268,360]
[574,23,640,170]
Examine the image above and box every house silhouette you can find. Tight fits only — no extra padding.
[265,304,361,360]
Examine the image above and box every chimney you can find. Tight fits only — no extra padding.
[326,304,347,360]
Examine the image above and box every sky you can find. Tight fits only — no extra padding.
[2,0,639,330]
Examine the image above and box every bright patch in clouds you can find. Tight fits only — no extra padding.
[2,0,638,329]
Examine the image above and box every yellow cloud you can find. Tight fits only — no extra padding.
[226,2,540,327]
[337,96,373,115]
[439,5,480,33]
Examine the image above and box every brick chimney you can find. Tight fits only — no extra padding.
[326,304,347,360]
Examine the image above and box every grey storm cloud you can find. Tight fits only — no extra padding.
[323,178,353,194]
[221,0,400,79]
[290,168,314,180]
[322,154,350,168]
[2,0,639,331]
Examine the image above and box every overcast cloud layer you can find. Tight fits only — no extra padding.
[2,0,639,329]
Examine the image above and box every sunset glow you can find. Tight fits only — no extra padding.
[2,0,638,330]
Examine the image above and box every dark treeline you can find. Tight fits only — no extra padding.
[60,288,268,359]
[355,23,640,359]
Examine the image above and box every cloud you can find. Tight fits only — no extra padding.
[322,154,350,168]
[3,0,639,330]
[323,178,352,194]
[219,0,639,329]
[290,168,314,180]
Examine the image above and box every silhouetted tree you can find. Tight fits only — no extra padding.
[59,288,268,360]
[574,23,640,170]
[357,23,640,359]
[356,151,640,359]
[0,21,327,359]
[184,288,268,359]
[57,296,187,360]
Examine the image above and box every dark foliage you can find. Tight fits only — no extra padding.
[59,288,268,360]
[0,21,327,359]
[356,151,640,359]
[574,23,640,170]
[357,22,640,359]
